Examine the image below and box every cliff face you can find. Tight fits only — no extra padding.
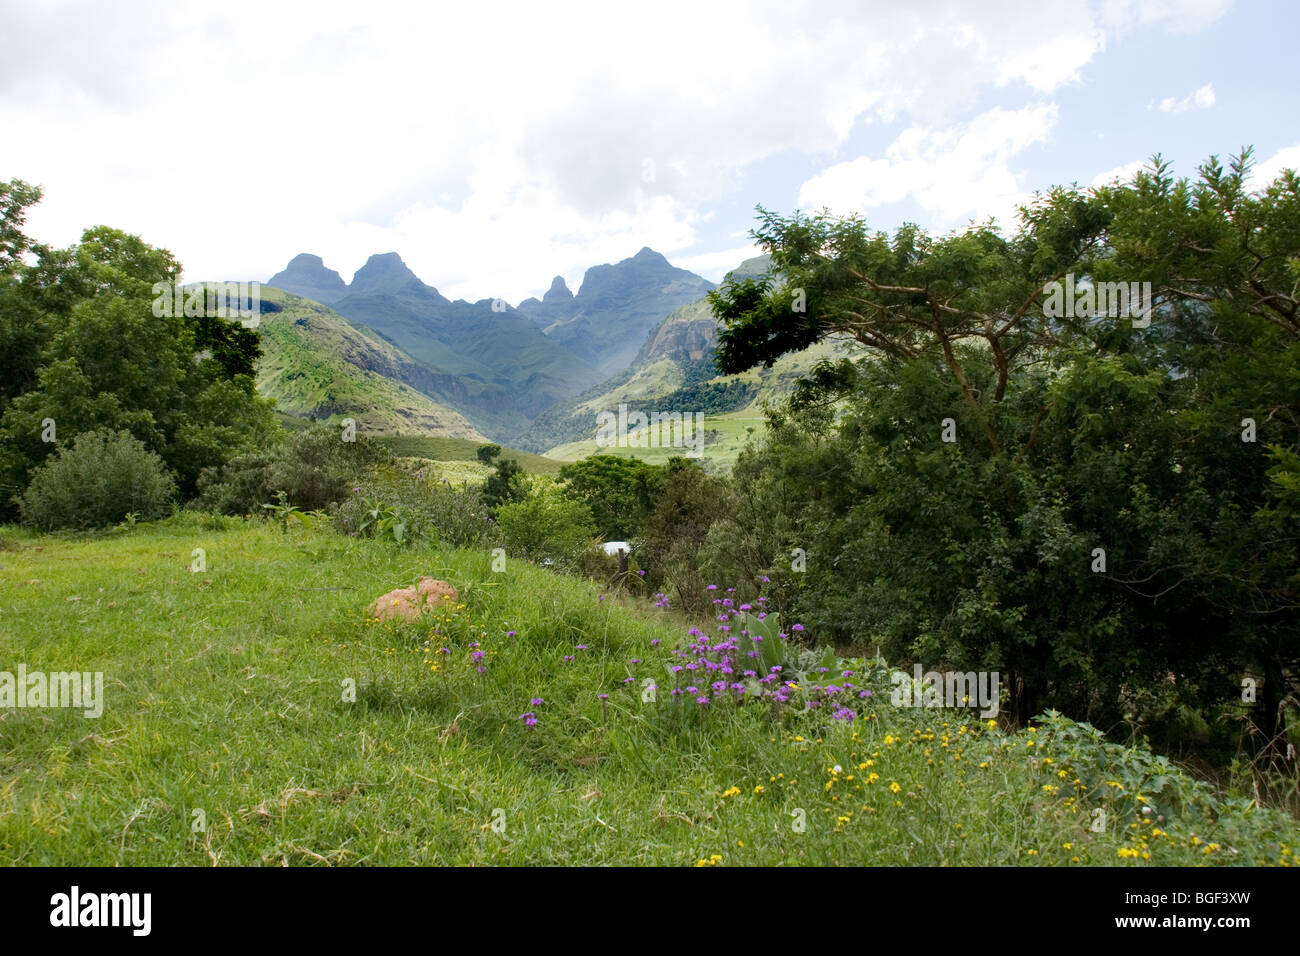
[632,297,720,366]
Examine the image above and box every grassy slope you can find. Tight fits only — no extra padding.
[255,288,486,440]
[0,519,1293,866]
[543,338,853,467]
[377,436,564,475]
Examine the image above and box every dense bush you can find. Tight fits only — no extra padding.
[496,476,598,564]
[640,459,735,612]
[19,428,176,530]
[192,422,390,514]
[334,464,495,548]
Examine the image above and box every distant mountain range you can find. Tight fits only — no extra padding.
[264,247,714,439]
[255,246,849,458]
[516,247,715,377]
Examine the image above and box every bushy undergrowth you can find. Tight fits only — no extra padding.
[18,428,175,530]
[334,463,496,548]
[192,423,390,514]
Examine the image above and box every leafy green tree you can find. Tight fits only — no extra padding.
[710,153,1300,743]
[0,185,276,514]
[558,454,660,540]
[496,477,597,564]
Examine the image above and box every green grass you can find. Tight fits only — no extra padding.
[544,410,767,470]
[377,436,565,474]
[0,518,1294,866]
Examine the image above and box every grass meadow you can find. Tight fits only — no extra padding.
[0,515,1295,866]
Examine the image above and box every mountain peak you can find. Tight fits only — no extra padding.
[267,253,348,305]
[348,252,439,299]
[358,251,408,271]
[633,246,668,263]
[543,275,573,304]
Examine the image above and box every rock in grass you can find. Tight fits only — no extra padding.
[368,577,458,621]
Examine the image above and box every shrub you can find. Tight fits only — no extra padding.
[334,464,496,548]
[496,476,597,565]
[19,428,176,530]
[191,422,390,514]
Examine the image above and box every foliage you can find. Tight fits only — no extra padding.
[481,453,526,511]
[18,428,176,530]
[495,476,598,565]
[558,454,661,540]
[0,180,275,515]
[333,464,495,549]
[705,152,1300,748]
[193,422,391,514]
[639,459,735,612]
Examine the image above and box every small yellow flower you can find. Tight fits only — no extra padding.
[889,782,901,794]
[753,785,765,794]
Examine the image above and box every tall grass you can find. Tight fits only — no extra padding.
[0,515,1293,865]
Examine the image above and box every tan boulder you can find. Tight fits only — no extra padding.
[368,577,459,622]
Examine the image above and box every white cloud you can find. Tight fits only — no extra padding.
[2,0,1233,301]
[672,244,765,282]
[1090,159,1147,188]
[1247,144,1300,193]
[796,104,1059,230]
[1151,83,1216,113]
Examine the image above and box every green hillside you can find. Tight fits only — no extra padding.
[522,253,861,465]
[376,435,564,474]
[254,287,486,439]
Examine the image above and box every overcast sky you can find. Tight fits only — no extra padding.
[3,0,1298,304]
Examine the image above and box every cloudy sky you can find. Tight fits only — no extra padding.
[3,0,1297,303]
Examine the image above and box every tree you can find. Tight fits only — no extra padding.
[496,477,597,564]
[0,186,276,514]
[558,454,660,540]
[708,152,1300,743]
[481,455,525,511]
